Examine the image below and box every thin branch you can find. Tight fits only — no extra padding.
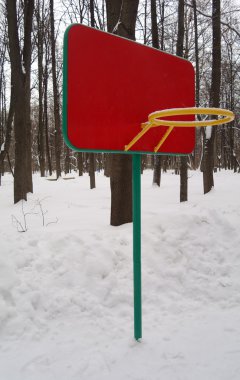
[185,2,240,39]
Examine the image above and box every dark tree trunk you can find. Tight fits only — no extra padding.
[203,0,221,194]
[203,129,216,193]
[192,0,200,107]
[228,45,235,171]
[88,0,96,189]
[106,0,139,226]
[104,154,111,177]
[106,0,123,34]
[110,154,133,226]
[180,156,188,200]
[151,0,159,49]
[23,0,34,194]
[151,0,161,186]
[77,153,83,176]
[151,0,162,187]
[187,3,202,170]
[90,0,95,27]
[153,156,162,186]
[36,0,45,177]
[6,0,34,204]
[64,146,70,174]
[89,153,96,189]
[177,0,188,202]
[176,0,184,57]
[43,62,52,176]
[160,1,165,50]
[50,0,61,179]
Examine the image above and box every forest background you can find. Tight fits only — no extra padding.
[0,0,240,226]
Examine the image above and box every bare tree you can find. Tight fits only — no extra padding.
[43,36,53,176]
[89,0,96,189]
[6,0,34,203]
[106,0,139,226]
[151,0,162,187]
[36,0,45,177]
[176,0,188,202]
[50,0,61,179]
[203,0,221,193]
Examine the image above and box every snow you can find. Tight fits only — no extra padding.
[0,170,240,380]
[205,125,212,140]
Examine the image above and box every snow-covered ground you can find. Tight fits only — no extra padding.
[0,170,240,380]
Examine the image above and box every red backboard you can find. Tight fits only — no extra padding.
[63,24,195,154]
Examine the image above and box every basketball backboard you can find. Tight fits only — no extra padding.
[63,24,195,154]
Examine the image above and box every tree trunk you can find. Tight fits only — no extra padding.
[177,0,188,202]
[90,0,95,27]
[64,146,70,174]
[151,0,159,49]
[6,0,34,204]
[37,0,45,177]
[192,0,201,171]
[50,0,61,179]
[110,154,133,226]
[160,1,165,50]
[153,156,162,186]
[203,0,221,194]
[23,0,34,194]
[88,0,96,189]
[77,153,83,176]
[151,0,162,187]
[192,0,200,107]
[106,0,139,226]
[89,153,96,189]
[176,0,184,57]
[43,62,52,176]
[104,154,111,177]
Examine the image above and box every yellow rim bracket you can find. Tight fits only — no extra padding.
[124,107,235,153]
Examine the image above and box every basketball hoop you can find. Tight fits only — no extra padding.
[125,107,235,153]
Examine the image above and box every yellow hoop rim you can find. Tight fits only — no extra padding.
[124,107,235,152]
[146,107,234,128]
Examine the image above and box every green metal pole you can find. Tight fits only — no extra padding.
[132,154,142,341]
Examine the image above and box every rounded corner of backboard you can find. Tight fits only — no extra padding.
[64,24,77,41]
[62,128,80,152]
[186,60,195,78]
